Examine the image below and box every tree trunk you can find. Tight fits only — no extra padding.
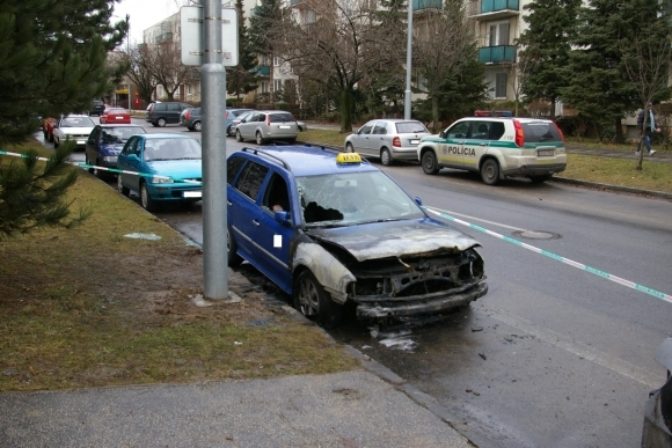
[636,110,648,171]
[339,88,354,134]
[431,95,440,133]
[614,116,624,144]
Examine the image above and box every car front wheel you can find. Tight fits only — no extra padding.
[421,150,439,175]
[294,270,343,328]
[235,129,243,142]
[480,158,500,185]
[117,175,129,196]
[157,118,167,127]
[140,182,156,211]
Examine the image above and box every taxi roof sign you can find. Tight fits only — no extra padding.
[336,152,362,164]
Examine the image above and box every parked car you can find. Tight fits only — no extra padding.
[642,338,672,447]
[234,110,299,144]
[100,108,131,124]
[224,108,253,135]
[226,145,488,327]
[116,133,202,211]
[227,110,255,137]
[53,115,96,149]
[89,99,105,116]
[146,101,192,127]
[344,119,430,166]
[418,117,567,185]
[180,107,202,131]
[85,124,147,177]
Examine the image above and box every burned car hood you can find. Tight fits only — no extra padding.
[305,217,479,262]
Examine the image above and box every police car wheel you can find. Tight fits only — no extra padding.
[480,158,500,185]
[294,270,343,328]
[421,150,439,175]
[380,148,392,166]
[227,228,243,267]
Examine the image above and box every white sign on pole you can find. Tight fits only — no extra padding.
[180,6,239,66]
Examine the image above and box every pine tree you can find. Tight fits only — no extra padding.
[516,0,581,116]
[248,0,282,103]
[227,0,258,100]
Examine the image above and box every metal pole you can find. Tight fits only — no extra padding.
[404,0,413,120]
[202,0,228,299]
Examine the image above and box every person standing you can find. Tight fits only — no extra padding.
[636,102,661,156]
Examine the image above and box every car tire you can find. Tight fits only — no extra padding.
[255,132,264,145]
[227,227,243,267]
[117,175,129,197]
[294,270,343,328]
[193,121,202,132]
[529,175,551,184]
[140,181,156,211]
[151,122,159,127]
[345,143,354,153]
[157,118,167,127]
[480,158,500,185]
[54,137,59,148]
[226,125,232,136]
[380,148,392,166]
[287,137,296,144]
[235,129,243,142]
[421,150,439,175]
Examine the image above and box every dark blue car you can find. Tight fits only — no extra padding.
[226,145,488,326]
[85,124,147,177]
[116,133,203,211]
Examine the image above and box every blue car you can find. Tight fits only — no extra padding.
[116,133,203,211]
[226,145,488,326]
[85,124,147,177]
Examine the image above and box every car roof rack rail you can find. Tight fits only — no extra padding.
[241,147,290,170]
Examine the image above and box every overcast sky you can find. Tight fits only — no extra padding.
[112,0,181,45]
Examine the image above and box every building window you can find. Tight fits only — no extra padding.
[273,56,281,67]
[488,22,510,46]
[274,79,283,93]
[495,73,508,98]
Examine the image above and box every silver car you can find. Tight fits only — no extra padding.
[344,119,430,166]
[235,110,299,144]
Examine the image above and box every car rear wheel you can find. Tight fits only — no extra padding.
[294,270,343,328]
[227,228,243,267]
[157,118,167,127]
[193,121,202,132]
[255,132,264,145]
[480,158,500,185]
[380,148,392,166]
[140,182,156,211]
[235,129,243,142]
[421,150,439,175]
[345,143,354,153]
[117,175,129,197]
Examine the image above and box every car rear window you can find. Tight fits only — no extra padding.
[522,122,562,142]
[269,113,295,123]
[396,121,428,134]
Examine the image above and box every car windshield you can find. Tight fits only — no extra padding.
[144,138,202,161]
[102,127,145,144]
[296,171,423,227]
[396,121,428,134]
[61,117,94,127]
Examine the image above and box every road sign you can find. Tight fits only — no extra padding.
[180,6,238,66]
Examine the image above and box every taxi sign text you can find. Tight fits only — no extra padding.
[337,152,362,164]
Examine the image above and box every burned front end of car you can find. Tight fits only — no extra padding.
[346,247,487,319]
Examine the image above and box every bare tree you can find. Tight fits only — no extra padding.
[622,31,672,170]
[149,41,199,101]
[412,1,476,131]
[124,45,158,106]
[274,0,402,132]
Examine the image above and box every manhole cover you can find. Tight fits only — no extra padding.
[512,230,561,241]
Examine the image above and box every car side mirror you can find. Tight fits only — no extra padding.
[414,196,423,206]
[274,211,291,226]
[439,130,446,138]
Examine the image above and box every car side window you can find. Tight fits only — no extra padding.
[372,123,387,135]
[168,103,181,112]
[358,124,373,135]
[469,121,490,140]
[489,122,505,140]
[446,122,470,139]
[227,156,246,186]
[235,161,269,201]
[263,173,290,213]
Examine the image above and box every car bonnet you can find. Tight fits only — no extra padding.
[305,218,479,262]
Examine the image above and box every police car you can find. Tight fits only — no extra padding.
[226,145,488,326]
[418,117,567,185]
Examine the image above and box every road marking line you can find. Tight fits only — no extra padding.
[425,206,672,305]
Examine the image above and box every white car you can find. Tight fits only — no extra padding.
[53,115,96,149]
[344,119,430,166]
[234,110,299,144]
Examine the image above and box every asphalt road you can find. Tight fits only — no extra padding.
[59,118,672,448]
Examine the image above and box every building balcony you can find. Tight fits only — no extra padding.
[478,45,516,64]
[469,0,520,20]
[413,0,442,11]
[254,65,270,77]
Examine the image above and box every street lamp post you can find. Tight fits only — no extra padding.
[404,0,413,120]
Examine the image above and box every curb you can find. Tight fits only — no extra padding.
[551,176,672,201]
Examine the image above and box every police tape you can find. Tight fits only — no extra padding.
[425,206,672,306]
[0,149,201,184]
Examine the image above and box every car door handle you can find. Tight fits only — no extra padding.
[252,219,260,226]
